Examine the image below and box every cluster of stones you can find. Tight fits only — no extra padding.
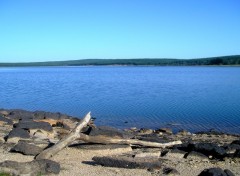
[0,109,240,176]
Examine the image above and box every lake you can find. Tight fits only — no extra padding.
[1,66,240,133]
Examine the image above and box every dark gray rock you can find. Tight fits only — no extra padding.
[7,110,34,121]
[0,159,60,175]
[0,115,13,125]
[189,143,226,159]
[7,128,30,140]
[231,140,240,145]
[11,140,43,155]
[14,121,53,131]
[225,143,240,155]
[92,155,162,169]
[198,167,235,176]
[34,111,70,120]
[234,149,240,157]
[88,126,134,139]
[163,167,180,175]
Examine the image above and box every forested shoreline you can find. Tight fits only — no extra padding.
[1,55,240,67]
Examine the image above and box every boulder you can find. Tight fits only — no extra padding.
[7,128,30,143]
[0,159,60,175]
[14,121,53,132]
[189,143,226,159]
[11,140,43,155]
[198,167,235,176]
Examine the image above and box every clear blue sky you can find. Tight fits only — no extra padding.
[0,0,239,62]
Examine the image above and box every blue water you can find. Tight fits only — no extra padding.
[1,66,240,133]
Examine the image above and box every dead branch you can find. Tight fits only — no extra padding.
[36,112,91,159]
[78,134,182,148]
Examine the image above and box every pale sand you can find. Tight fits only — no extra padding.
[1,146,239,176]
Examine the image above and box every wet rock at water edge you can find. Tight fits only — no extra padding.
[7,109,34,121]
[11,140,44,156]
[14,121,53,132]
[189,143,227,159]
[198,167,235,176]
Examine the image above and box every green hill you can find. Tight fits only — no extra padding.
[0,55,240,67]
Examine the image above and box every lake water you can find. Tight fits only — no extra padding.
[1,66,240,133]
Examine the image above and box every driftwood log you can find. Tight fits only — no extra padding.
[78,134,182,148]
[36,112,91,159]
[36,111,182,160]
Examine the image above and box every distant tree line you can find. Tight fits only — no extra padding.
[0,55,240,67]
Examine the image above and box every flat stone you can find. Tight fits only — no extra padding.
[92,155,162,169]
[11,140,43,155]
[0,159,60,175]
[14,121,53,132]
[7,128,30,143]
[190,143,227,159]
[7,109,34,121]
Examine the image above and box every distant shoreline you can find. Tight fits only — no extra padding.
[1,55,240,67]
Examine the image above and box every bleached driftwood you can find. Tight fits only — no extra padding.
[36,112,91,159]
[78,134,182,148]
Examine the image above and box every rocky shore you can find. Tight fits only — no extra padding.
[0,109,240,176]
